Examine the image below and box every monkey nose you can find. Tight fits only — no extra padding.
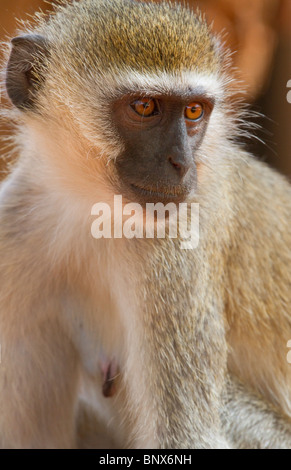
[168,155,190,178]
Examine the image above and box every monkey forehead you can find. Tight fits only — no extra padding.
[86,69,225,105]
[94,69,224,103]
[43,0,222,76]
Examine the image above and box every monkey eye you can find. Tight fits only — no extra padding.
[130,98,159,117]
[184,102,204,121]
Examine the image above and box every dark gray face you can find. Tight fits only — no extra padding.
[111,92,214,204]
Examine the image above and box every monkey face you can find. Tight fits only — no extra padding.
[111,92,214,205]
[4,0,226,209]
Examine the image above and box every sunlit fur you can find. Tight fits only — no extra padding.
[0,0,291,449]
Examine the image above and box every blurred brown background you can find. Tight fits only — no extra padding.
[1,0,291,176]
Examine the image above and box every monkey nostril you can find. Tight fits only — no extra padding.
[168,156,189,178]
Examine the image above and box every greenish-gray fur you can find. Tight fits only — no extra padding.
[35,0,221,75]
[222,377,291,449]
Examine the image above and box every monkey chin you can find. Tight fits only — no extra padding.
[126,182,196,207]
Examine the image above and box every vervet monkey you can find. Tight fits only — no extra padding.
[0,0,291,449]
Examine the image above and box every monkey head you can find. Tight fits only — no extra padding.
[5,0,231,206]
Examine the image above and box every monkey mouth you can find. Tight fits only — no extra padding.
[130,183,189,204]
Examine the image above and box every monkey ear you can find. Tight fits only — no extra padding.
[5,34,49,110]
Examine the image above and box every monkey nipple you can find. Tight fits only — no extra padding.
[100,358,120,398]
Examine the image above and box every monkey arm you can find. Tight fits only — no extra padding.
[0,312,79,448]
[221,153,291,448]
[0,180,81,448]
[222,375,291,449]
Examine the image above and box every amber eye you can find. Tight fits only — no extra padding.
[131,98,158,117]
[184,102,204,121]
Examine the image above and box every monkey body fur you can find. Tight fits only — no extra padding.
[0,0,291,449]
